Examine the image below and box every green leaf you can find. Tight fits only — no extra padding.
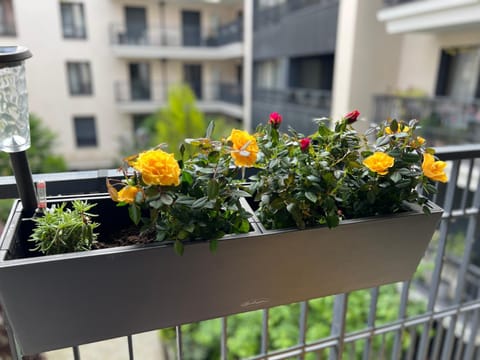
[160,193,174,206]
[390,119,398,132]
[174,240,184,256]
[207,179,219,200]
[128,205,141,225]
[208,151,220,163]
[325,215,339,228]
[305,192,318,203]
[376,135,390,146]
[367,191,375,204]
[182,171,193,185]
[390,172,401,183]
[206,120,215,139]
[209,239,218,253]
[403,153,420,162]
[192,196,209,209]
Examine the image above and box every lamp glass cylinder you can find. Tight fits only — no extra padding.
[0,61,30,153]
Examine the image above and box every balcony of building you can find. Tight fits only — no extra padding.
[114,81,243,118]
[2,145,480,359]
[110,20,243,60]
[377,0,480,34]
[373,94,480,146]
[252,87,331,134]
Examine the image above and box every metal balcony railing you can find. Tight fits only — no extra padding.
[2,145,480,359]
[374,94,480,146]
[114,81,243,106]
[254,0,338,30]
[383,0,422,6]
[110,20,243,48]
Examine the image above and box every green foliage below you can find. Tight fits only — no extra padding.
[160,284,426,359]
[29,200,99,255]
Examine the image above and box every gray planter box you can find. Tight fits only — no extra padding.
[0,195,442,355]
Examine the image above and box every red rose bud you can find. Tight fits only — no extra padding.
[269,112,282,128]
[344,109,360,124]
[300,137,311,152]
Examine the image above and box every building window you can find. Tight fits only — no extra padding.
[60,2,87,39]
[67,62,92,95]
[74,116,97,147]
[0,0,16,36]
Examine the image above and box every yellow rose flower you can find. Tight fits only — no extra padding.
[228,129,259,167]
[131,149,181,186]
[117,186,141,204]
[422,153,448,183]
[385,125,410,135]
[363,152,395,175]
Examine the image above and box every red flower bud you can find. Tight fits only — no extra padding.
[344,109,360,124]
[269,112,282,128]
[299,137,311,152]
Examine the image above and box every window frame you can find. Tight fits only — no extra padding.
[66,61,93,96]
[73,116,98,148]
[60,2,87,39]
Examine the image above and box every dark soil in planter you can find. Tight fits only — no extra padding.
[94,225,156,249]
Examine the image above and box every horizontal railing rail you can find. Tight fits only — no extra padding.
[114,81,243,105]
[373,94,480,146]
[110,20,243,47]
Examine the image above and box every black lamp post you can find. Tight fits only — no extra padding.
[0,46,36,215]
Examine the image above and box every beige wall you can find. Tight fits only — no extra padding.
[332,0,402,129]
[396,34,440,96]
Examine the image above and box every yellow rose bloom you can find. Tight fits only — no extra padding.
[117,186,141,204]
[131,149,181,186]
[228,129,259,167]
[422,153,448,183]
[363,152,395,175]
[385,125,410,135]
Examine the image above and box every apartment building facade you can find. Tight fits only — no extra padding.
[0,0,246,169]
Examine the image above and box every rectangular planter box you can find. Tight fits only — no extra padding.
[0,195,442,355]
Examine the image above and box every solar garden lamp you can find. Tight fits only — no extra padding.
[0,46,37,215]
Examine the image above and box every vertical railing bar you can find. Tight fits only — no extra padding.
[328,293,348,360]
[176,326,183,360]
[392,280,410,360]
[379,333,387,360]
[73,346,81,360]
[454,313,467,360]
[463,288,480,360]
[350,341,356,359]
[460,159,474,210]
[431,322,444,360]
[261,309,269,356]
[405,327,417,360]
[416,160,460,360]
[221,317,228,360]
[363,287,379,360]
[2,309,21,360]
[298,301,308,360]
[442,217,478,359]
[127,335,134,360]
[441,167,480,360]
